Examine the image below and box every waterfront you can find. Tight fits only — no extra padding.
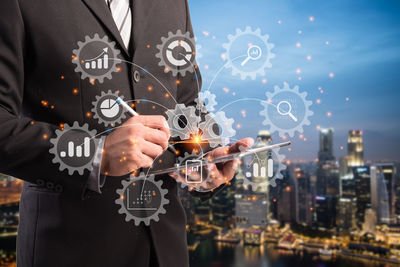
[189,238,390,267]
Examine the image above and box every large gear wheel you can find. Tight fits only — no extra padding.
[222,26,275,80]
[195,91,217,113]
[49,122,99,175]
[176,150,213,192]
[199,111,236,148]
[166,104,200,140]
[72,34,121,83]
[155,30,197,77]
[91,90,127,127]
[239,147,286,191]
[115,173,169,226]
[259,83,314,137]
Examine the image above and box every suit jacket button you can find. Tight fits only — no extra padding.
[46,182,54,190]
[36,179,45,186]
[133,70,140,83]
[55,184,64,193]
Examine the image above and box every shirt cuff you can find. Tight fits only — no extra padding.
[86,136,107,193]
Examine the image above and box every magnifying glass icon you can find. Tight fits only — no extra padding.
[277,100,298,122]
[241,45,262,66]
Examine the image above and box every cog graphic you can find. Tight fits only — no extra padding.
[259,83,313,137]
[72,34,121,83]
[199,111,236,148]
[49,122,99,175]
[115,173,169,226]
[91,90,127,127]
[239,147,286,191]
[195,91,217,113]
[176,150,213,192]
[166,103,200,140]
[155,30,197,77]
[222,26,275,80]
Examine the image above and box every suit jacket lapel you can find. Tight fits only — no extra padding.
[81,0,130,58]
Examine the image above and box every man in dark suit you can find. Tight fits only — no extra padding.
[0,0,253,266]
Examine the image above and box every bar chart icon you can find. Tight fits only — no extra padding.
[83,48,109,70]
[60,137,91,158]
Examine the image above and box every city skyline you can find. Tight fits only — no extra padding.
[188,0,400,161]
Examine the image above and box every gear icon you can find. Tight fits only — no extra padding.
[259,83,313,137]
[72,34,121,83]
[239,147,286,191]
[222,26,275,80]
[166,104,200,140]
[91,90,127,127]
[49,122,99,175]
[195,91,217,113]
[115,173,169,226]
[199,111,236,148]
[176,150,213,192]
[155,30,197,77]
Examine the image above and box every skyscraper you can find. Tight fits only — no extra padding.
[318,128,335,162]
[348,130,364,167]
[336,197,357,231]
[353,166,371,228]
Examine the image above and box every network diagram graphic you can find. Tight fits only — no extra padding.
[115,173,169,226]
[72,34,121,83]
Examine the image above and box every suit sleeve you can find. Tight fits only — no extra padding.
[177,0,226,200]
[0,0,89,196]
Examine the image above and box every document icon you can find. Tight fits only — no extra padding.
[185,160,202,184]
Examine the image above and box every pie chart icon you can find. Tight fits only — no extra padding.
[100,98,120,118]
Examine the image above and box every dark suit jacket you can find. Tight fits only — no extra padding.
[0,0,208,266]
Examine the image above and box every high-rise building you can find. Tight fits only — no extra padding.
[371,164,397,224]
[210,181,236,228]
[336,197,357,231]
[348,130,364,167]
[318,128,335,162]
[235,192,268,228]
[278,184,296,223]
[353,166,371,228]
[315,195,337,229]
[294,167,313,226]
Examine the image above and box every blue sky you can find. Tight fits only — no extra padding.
[188,0,400,161]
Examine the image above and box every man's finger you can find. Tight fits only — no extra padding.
[228,137,254,154]
[129,115,170,138]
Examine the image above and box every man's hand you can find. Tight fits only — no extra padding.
[101,116,170,176]
[170,137,254,190]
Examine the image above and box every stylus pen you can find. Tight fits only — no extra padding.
[116,97,177,155]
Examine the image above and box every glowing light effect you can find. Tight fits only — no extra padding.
[296,42,302,48]
[309,16,315,22]
[329,72,335,78]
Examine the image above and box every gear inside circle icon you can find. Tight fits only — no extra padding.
[72,34,121,83]
[115,173,169,226]
[49,122,99,175]
[92,90,127,127]
[155,30,197,77]
[222,26,275,80]
[260,83,313,137]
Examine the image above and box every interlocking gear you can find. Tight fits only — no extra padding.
[166,104,200,140]
[49,122,99,175]
[155,30,197,77]
[222,26,275,80]
[195,91,217,113]
[198,111,236,148]
[239,147,286,191]
[115,173,169,226]
[72,34,121,83]
[91,90,127,127]
[176,150,213,192]
[259,83,313,137]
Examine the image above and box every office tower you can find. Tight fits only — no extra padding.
[336,197,357,231]
[294,167,313,226]
[277,184,296,223]
[316,128,339,196]
[315,195,337,229]
[348,130,364,167]
[353,166,371,227]
[371,164,397,224]
[210,180,236,228]
[362,208,377,234]
[235,192,268,228]
[318,128,335,162]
